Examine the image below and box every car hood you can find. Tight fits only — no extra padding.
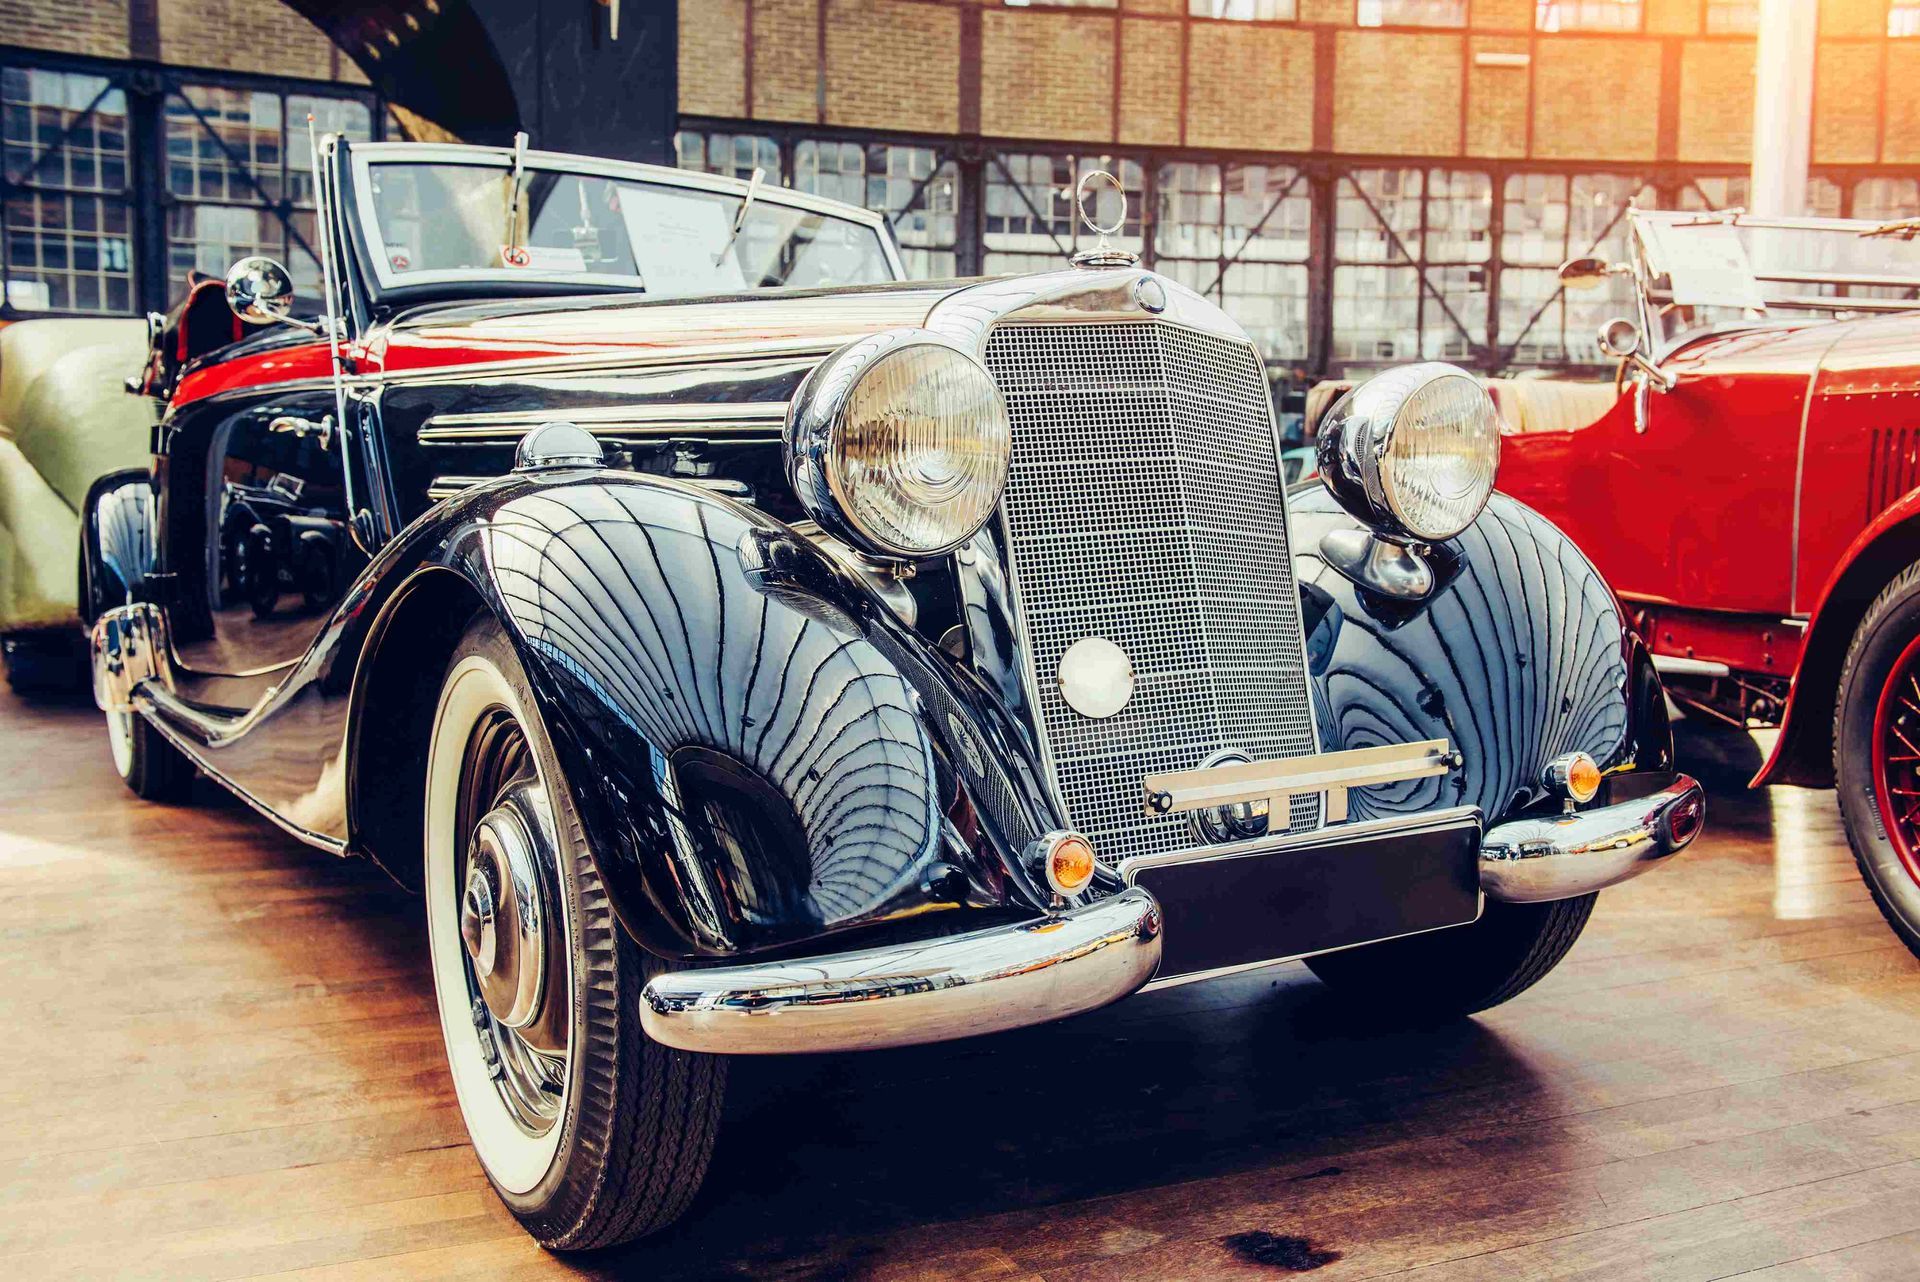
[370,279,973,377]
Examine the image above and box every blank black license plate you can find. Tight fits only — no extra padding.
[1124,809,1483,982]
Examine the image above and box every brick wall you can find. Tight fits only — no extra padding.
[751,0,819,123]
[1332,31,1462,157]
[676,0,1920,178]
[1466,37,1529,159]
[156,0,364,83]
[1185,21,1314,151]
[1885,42,1920,165]
[825,0,960,133]
[1118,16,1182,146]
[1677,39,1754,163]
[0,0,129,60]
[1815,40,1882,164]
[1531,37,1661,161]
[980,8,1113,143]
[1644,0,1701,35]
[681,0,749,118]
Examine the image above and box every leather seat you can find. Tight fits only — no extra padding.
[0,318,155,635]
[1483,376,1621,436]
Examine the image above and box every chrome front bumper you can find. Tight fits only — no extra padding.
[640,773,1702,1055]
[1478,772,1704,904]
[639,888,1164,1055]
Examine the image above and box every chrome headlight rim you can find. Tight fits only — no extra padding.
[785,329,1012,560]
[1316,360,1501,545]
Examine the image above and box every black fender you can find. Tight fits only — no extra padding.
[1292,487,1669,827]
[348,469,1054,959]
[79,468,156,623]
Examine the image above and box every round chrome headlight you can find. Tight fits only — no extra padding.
[1316,362,1500,543]
[786,331,1012,558]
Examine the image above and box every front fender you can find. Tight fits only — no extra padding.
[388,470,1052,959]
[1292,488,1667,827]
[79,468,156,623]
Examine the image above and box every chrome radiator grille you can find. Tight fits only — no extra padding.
[984,320,1320,867]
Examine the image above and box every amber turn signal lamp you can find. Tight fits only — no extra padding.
[1032,831,1097,898]
[1543,751,1602,807]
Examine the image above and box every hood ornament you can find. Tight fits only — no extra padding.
[1071,170,1139,269]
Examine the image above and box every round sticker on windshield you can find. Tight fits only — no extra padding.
[501,245,532,268]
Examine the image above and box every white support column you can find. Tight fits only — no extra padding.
[1750,0,1819,217]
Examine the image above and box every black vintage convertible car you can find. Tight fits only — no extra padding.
[84,137,1702,1249]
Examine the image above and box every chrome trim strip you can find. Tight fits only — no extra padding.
[367,338,846,388]
[426,476,496,501]
[1479,774,1704,903]
[418,401,788,443]
[1142,739,1452,823]
[1789,327,1851,615]
[426,473,752,502]
[637,887,1164,1054]
[1650,654,1732,678]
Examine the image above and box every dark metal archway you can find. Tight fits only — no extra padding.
[282,0,675,163]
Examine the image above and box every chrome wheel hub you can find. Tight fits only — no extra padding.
[462,796,548,1031]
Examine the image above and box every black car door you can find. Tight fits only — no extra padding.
[161,380,365,686]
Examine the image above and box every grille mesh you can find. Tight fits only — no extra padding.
[985,321,1320,867]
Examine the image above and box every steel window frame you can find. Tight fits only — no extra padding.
[0,47,383,320]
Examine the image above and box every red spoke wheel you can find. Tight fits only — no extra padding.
[1834,560,1920,959]
[1871,631,1920,890]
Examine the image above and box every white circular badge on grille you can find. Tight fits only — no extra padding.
[1058,637,1134,719]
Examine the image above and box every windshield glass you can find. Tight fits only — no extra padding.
[362,161,896,294]
[1636,214,1920,349]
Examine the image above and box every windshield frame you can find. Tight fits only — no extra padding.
[343,141,906,299]
[1628,208,1920,357]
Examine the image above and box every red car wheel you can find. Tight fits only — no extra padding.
[1871,629,1920,890]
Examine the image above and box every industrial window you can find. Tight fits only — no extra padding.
[1497,171,1649,366]
[1331,168,1490,371]
[1001,0,1118,8]
[1,67,133,313]
[1703,0,1758,34]
[1854,177,1920,221]
[163,85,371,305]
[1535,0,1641,32]
[793,140,959,279]
[1155,161,1309,362]
[1357,0,1466,26]
[673,130,779,184]
[1188,0,1299,19]
[983,150,1144,277]
[1681,173,1845,219]
[1894,3,1920,37]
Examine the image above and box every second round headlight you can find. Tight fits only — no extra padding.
[788,334,1012,558]
[1317,361,1500,544]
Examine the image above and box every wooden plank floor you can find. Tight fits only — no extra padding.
[4,687,1920,1281]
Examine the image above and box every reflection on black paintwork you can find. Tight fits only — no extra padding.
[478,485,940,944]
[1294,489,1631,824]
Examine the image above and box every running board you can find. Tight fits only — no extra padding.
[1143,740,1456,825]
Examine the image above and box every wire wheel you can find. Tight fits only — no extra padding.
[1871,630,1920,891]
[426,653,573,1195]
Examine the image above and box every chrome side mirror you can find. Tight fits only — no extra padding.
[225,256,298,327]
[1558,256,1618,292]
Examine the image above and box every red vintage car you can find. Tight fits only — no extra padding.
[1496,208,1920,956]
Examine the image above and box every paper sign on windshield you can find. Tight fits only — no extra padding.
[1646,222,1766,311]
[616,185,746,296]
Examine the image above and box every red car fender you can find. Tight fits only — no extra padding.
[1755,486,1920,789]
